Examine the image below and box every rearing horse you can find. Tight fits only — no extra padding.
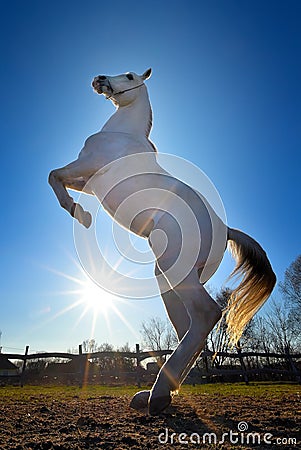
[49,68,276,415]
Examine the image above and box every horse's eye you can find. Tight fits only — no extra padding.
[126,73,134,80]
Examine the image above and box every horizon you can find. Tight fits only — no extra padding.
[1,1,300,353]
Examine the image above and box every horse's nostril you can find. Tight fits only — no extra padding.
[98,76,106,81]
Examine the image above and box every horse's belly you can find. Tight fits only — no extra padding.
[101,194,160,237]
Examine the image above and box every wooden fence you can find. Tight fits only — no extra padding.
[1,344,300,387]
[195,347,301,385]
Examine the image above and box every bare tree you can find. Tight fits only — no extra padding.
[207,289,231,364]
[140,316,177,352]
[266,299,301,353]
[250,316,273,353]
[207,288,261,369]
[82,338,98,353]
[96,342,115,373]
[116,342,135,372]
[279,255,301,315]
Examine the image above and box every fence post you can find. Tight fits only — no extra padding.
[202,347,210,383]
[135,344,141,388]
[20,345,29,387]
[78,344,85,388]
[236,344,249,385]
[285,346,301,384]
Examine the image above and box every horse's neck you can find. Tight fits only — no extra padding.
[101,87,152,138]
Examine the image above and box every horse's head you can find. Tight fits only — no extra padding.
[92,69,152,105]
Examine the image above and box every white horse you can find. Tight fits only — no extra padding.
[49,68,276,415]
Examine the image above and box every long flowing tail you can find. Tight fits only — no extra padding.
[226,227,276,346]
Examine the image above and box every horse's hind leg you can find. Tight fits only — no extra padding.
[149,268,221,415]
[155,264,190,341]
[49,159,94,228]
[130,266,190,413]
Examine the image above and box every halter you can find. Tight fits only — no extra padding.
[106,81,145,99]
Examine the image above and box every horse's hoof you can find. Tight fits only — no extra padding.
[149,394,172,416]
[129,390,150,413]
[82,211,92,228]
[74,204,92,228]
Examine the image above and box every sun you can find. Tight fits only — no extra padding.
[40,257,139,340]
[80,277,116,314]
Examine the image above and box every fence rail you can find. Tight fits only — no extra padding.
[1,344,300,386]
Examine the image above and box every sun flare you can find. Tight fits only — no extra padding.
[39,257,140,343]
[80,278,116,314]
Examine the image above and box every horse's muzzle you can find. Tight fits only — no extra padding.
[92,78,103,94]
[92,76,111,95]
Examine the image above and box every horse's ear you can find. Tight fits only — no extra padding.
[141,68,152,80]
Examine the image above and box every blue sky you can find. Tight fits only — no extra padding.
[0,1,300,353]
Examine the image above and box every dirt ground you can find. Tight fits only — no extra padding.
[0,384,300,450]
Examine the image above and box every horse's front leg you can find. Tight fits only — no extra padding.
[49,159,94,228]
